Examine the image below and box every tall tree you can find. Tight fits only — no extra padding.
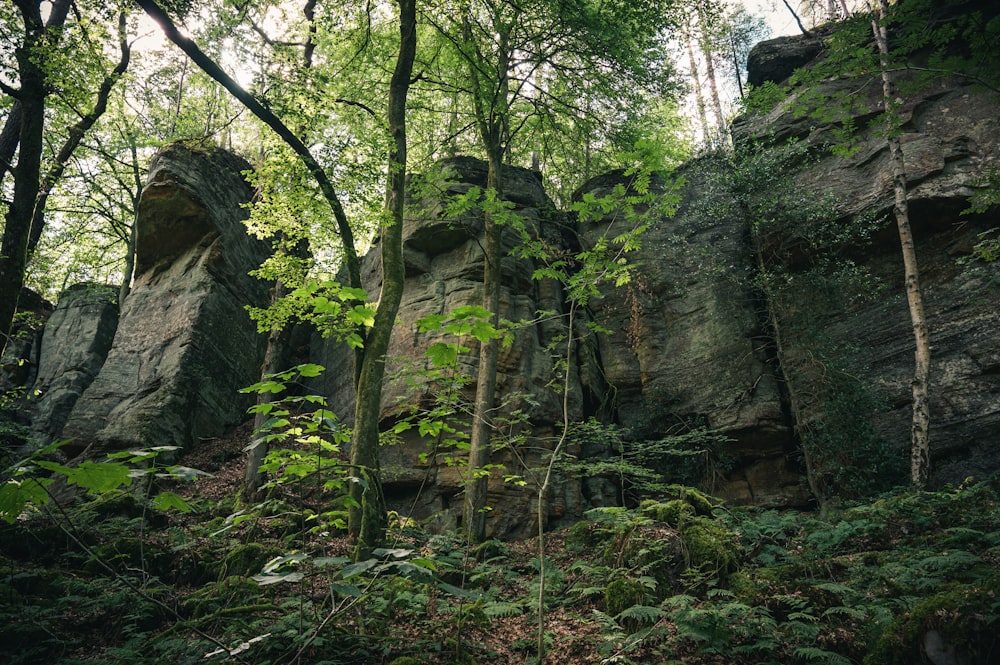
[0,1,129,353]
[349,0,416,558]
[869,0,930,486]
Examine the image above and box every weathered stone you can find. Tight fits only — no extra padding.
[0,288,53,391]
[576,164,810,507]
[314,156,601,538]
[737,33,1000,490]
[58,144,270,454]
[30,283,118,444]
[745,29,828,88]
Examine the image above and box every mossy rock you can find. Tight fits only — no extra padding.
[605,577,646,616]
[85,536,172,579]
[186,576,261,618]
[681,517,740,576]
[659,485,717,516]
[640,499,696,527]
[219,542,275,578]
[865,578,1000,665]
[82,489,145,519]
[472,539,507,561]
[565,520,599,551]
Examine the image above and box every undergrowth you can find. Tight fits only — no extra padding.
[1,468,998,664]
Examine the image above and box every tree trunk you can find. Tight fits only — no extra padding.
[244,279,296,498]
[27,11,131,258]
[349,0,416,559]
[0,2,47,355]
[871,1,931,487]
[0,0,70,189]
[780,0,812,36]
[697,13,727,138]
[0,102,22,188]
[464,151,502,544]
[463,21,511,545]
[119,139,143,306]
[683,25,710,142]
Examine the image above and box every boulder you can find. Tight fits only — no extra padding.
[30,283,118,444]
[58,144,270,454]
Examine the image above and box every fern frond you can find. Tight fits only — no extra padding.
[792,645,853,665]
[616,604,667,626]
[483,601,524,618]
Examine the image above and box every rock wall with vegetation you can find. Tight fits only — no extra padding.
[16,28,1000,534]
[734,26,1000,498]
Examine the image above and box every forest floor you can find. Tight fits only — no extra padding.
[2,425,999,664]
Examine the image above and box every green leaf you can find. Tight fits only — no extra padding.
[426,342,459,368]
[253,571,305,585]
[0,478,50,523]
[339,286,368,302]
[262,552,310,573]
[451,305,492,320]
[339,559,379,579]
[56,461,132,493]
[152,491,193,513]
[439,582,479,599]
[469,319,500,343]
[347,305,376,327]
[415,313,446,332]
[296,363,325,377]
[160,465,212,482]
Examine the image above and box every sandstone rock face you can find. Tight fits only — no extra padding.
[315,157,611,538]
[736,36,1000,490]
[576,166,811,507]
[745,29,827,89]
[0,288,53,392]
[30,284,118,444]
[58,145,270,454]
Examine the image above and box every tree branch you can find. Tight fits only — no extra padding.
[135,0,362,291]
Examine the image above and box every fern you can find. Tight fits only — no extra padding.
[616,604,666,626]
[482,600,524,618]
[792,645,853,665]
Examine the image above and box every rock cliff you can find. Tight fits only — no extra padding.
[735,27,1000,493]
[54,145,270,454]
[17,23,1000,536]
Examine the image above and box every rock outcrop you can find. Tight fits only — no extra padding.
[315,157,611,538]
[577,166,809,507]
[56,145,270,454]
[16,20,1000,535]
[735,29,1000,491]
[30,284,118,445]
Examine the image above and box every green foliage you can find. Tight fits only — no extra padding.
[560,417,732,505]
[0,441,201,523]
[3,477,999,664]
[246,281,372,349]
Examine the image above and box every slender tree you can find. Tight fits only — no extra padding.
[0,1,130,353]
[869,0,930,486]
[349,0,416,557]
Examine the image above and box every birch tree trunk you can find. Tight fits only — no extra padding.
[870,0,931,487]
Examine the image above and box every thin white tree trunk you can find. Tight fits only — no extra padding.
[870,0,931,487]
[683,25,709,142]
